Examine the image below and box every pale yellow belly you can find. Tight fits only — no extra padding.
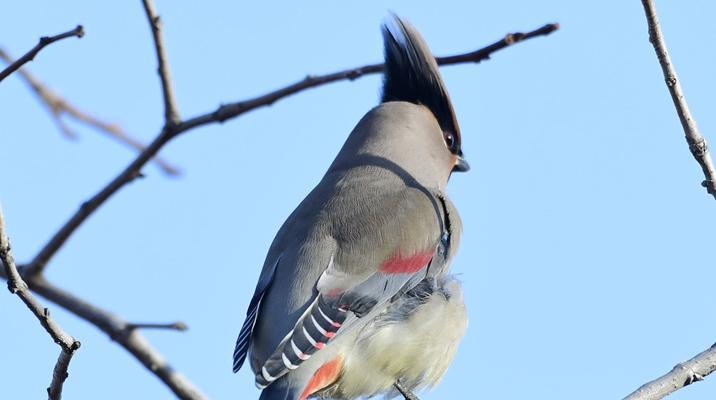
[320,277,467,399]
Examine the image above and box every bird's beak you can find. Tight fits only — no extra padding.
[453,152,470,172]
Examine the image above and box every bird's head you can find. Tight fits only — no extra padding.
[331,15,468,191]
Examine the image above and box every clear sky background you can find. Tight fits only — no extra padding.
[2,1,716,399]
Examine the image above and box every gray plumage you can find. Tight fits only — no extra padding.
[233,15,469,400]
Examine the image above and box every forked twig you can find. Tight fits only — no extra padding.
[0,206,81,400]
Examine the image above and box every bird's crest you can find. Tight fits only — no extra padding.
[381,15,461,142]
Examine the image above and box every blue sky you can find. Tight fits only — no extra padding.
[2,1,716,399]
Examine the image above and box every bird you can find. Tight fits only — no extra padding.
[233,14,469,400]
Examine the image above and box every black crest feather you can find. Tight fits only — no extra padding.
[381,15,461,143]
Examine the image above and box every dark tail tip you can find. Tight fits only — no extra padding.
[258,378,299,400]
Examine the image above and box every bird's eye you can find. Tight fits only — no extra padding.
[444,132,457,153]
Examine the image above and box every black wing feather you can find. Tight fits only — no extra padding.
[232,257,280,373]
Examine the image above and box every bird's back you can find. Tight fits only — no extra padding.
[249,165,438,372]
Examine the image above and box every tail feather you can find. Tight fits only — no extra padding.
[233,257,280,373]
[259,378,300,400]
[381,15,460,139]
[232,301,260,372]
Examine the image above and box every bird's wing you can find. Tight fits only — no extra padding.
[232,254,280,373]
[255,184,447,388]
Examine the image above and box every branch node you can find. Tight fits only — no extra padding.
[688,137,708,157]
[131,169,146,180]
[79,201,91,212]
[640,0,716,200]
[7,280,26,293]
[0,205,80,400]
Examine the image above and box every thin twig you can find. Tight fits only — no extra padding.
[0,26,83,82]
[22,126,174,276]
[48,350,74,400]
[0,206,80,400]
[126,321,188,331]
[393,380,420,400]
[0,48,180,175]
[0,266,207,400]
[141,0,180,125]
[623,342,716,400]
[21,22,559,276]
[640,0,716,198]
[179,23,560,132]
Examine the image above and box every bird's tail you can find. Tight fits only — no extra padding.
[258,377,300,400]
[381,14,460,138]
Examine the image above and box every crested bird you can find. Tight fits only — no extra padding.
[233,15,469,400]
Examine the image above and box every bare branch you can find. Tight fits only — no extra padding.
[6,20,558,398]
[0,48,180,176]
[48,350,74,400]
[141,0,180,125]
[0,26,83,83]
[179,23,560,132]
[126,321,189,331]
[623,343,716,400]
[0,266,207,400]
[21,22,558,275]
[435,22,559,65]
[0,206,80,399]
[0,207,79,352]
[22,127,173,276]
[640,0,716,198]
[394,380,420,400]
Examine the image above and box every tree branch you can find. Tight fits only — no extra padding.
[126,321,188,331]
[22,127,174,276]
[0,266,207,400]
[0,48,180,176]
[394,380,420,400]
[0,25,83,83]
[179,23,560,132]
[141,0,180,125]
[2,5,207,399]
[640,0,716,199]
[21,22,559,276]
[0,206,80,400]
[48,350,74,400]
[623,342,716,400]
[5,14,559,399]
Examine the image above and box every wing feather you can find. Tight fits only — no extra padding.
[254,186,445,387]
[233,256,280,373]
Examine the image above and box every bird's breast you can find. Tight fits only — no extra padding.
[319,275,467,399]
